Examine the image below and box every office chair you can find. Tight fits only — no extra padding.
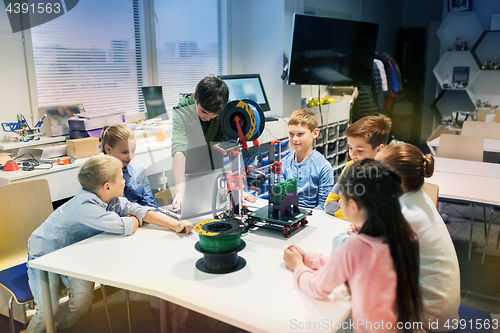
[451,304,493,332]
[0,179,53,333]
[461,121,500,140]
[437,134,487,260]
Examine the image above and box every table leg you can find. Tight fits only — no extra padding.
[159,299,169,333]
[40,270,55,333]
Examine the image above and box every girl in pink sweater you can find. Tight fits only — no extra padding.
[284,159,423,332]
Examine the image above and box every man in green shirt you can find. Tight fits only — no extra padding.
[171,76,257,209]
[172,76,256,210]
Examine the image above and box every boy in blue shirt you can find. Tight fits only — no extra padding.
[281,109,333,210]
[25,155,192,333]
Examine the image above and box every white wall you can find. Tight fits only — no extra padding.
[452,0,500,29]
[228,0,301,118]
[362,0,403,56]
[0,10,34,132]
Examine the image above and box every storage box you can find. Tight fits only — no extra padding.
[324,86,359,104]
[66,137,99,159]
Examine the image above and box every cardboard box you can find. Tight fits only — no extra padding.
[66,137,99,159]
[324,86,359,104]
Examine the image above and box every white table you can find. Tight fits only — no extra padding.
[427,136,500,156]
[433,157,500,179]
[430,157,500,205]
[0,136,171,201]
[429,158,500,261]
[29,205,353,333]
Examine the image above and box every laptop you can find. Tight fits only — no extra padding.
[158,169,222,220]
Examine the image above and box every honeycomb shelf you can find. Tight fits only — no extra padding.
[471,30,500,70]
[430,89,476,120]
[468,70,500,107]
[433,51,480,88]
[436,11,483,51]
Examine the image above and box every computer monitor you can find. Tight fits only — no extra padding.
[142,86,168,119]
[218,74,271,111]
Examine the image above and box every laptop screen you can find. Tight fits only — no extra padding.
[142,86,168,119]
[218,74,270,111]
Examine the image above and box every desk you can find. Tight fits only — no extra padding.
[29,205,352,333]
[433,157,500,179]
[430,157,500,206]
[427,136,500,156]
[0,136,171,201]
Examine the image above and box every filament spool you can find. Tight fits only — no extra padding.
[220,99,265,142]
[194,219,246,274]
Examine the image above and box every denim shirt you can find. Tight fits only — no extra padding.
[281,150,334,210]
[123,164,158,208]
[28,188,152,258]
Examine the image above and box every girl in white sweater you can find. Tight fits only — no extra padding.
[375,143,460,332]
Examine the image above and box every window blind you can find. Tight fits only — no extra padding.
[154,0,222,109]
[31,0,143,114]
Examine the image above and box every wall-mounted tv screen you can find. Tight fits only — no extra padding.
[288,14,379,86]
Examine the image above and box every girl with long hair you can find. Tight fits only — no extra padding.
[284,159,422,332]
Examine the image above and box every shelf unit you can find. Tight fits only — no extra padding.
[432,11,500,121]
[433,51,480,88]
[436,11,483,51]
[468,70,500,106]
[431,89,476,120]
[471,30,500,69]
[309,101,350,177]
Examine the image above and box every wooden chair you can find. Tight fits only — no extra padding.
[421,182,439,208]
[436,134,486,259]
[461,121,500,140]
[477,109,500,123]
[0,180,116,333]
[437,134,484,162]
[154,187,176,206]
[0,179,53,333]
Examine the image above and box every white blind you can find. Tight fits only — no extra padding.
[31,0,143,114]
[154,0,222,109]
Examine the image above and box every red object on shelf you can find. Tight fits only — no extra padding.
[3,160,20,171]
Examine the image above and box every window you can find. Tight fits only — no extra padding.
[154,0,222,109]
[31,0,143,114]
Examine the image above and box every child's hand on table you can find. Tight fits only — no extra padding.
[175,220,193,234]
[284,246,304,271]
[283,244,305,260]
